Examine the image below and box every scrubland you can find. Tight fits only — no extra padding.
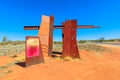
[0,41,120,80]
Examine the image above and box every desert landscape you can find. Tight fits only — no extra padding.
[0,41,120,80]
[0,0,120,80]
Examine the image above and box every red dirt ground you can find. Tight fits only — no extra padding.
[0,44,120,80]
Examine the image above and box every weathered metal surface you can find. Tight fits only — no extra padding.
[38,15,54,57]
[26,36,44,66]
[24,15,99,61]
[24,25,99,30]
[62,20,80,58]
[24,25,64,29]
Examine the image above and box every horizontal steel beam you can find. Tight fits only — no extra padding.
[24,26,39,30]
[54,26,64,29]
[24,25,99,30]
[77,25,100,29]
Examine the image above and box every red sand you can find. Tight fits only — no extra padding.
[0,44,120,80]
[0,56,14,66]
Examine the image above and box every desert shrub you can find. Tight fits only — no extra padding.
[9,54,17,58]
[64,56,73,61]
[53,41,62,44]
[12,41,25,45]
[78,43,109,53]
[117,38,120,42]
[0,44,25,56]
[0,41,25,45]
[78,40,87,43]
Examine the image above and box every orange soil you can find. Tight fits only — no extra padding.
[0,44,120,80]
[0,56,15,66]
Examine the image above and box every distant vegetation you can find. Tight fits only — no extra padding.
[0,36,118,56]
[53,41,62,44]
[0,36,25,45]
[78,37,120,43]
[0,36,120,45]
[0,41,25,45]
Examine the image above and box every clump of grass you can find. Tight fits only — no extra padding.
[0,66,8,70]
[0,70,12,77]
[0,62,15,70]
[64,56,73,61]
[55,56,62,60]
[0,62,14,77]
[15,56,25,62]
[78,43,110,53]
[8,54,17,58]
[6,62,15,67]
[14,60,23,63]
[3,70,12,74]
[72,58,80,62]
[64,57,80,61]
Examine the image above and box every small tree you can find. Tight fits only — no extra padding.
[98,37,105,42]
[2,36,8,42]
[118,38,120,42]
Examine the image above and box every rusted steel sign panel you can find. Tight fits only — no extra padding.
[62,20,80,58]
[26,36,44,66]
[38,16,54,57]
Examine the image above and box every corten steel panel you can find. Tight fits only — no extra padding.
[62,22,65,57]
[26,36,44,67]
[38,15,54,57]
[62,20,80,58]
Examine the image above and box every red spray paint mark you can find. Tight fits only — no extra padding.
[27,46,39,58]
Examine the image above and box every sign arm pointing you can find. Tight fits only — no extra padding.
[24,25,100,30]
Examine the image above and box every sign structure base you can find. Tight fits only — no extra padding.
[25,36,44,67]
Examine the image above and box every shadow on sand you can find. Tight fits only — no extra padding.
[52,51,62,58]
[15,51,62,67]
[15,62,26,67]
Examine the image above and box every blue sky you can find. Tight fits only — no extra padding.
[0,0,120,41]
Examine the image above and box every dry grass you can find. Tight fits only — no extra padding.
[64,56,73,61]
[63,56,80,61]
[0,62,14,77]
[0,69,12,77]
[77,43,110,53]
[53,43,62,52]
[0,42,108,56]
[52,42,109,54]
[0,44,25,56]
